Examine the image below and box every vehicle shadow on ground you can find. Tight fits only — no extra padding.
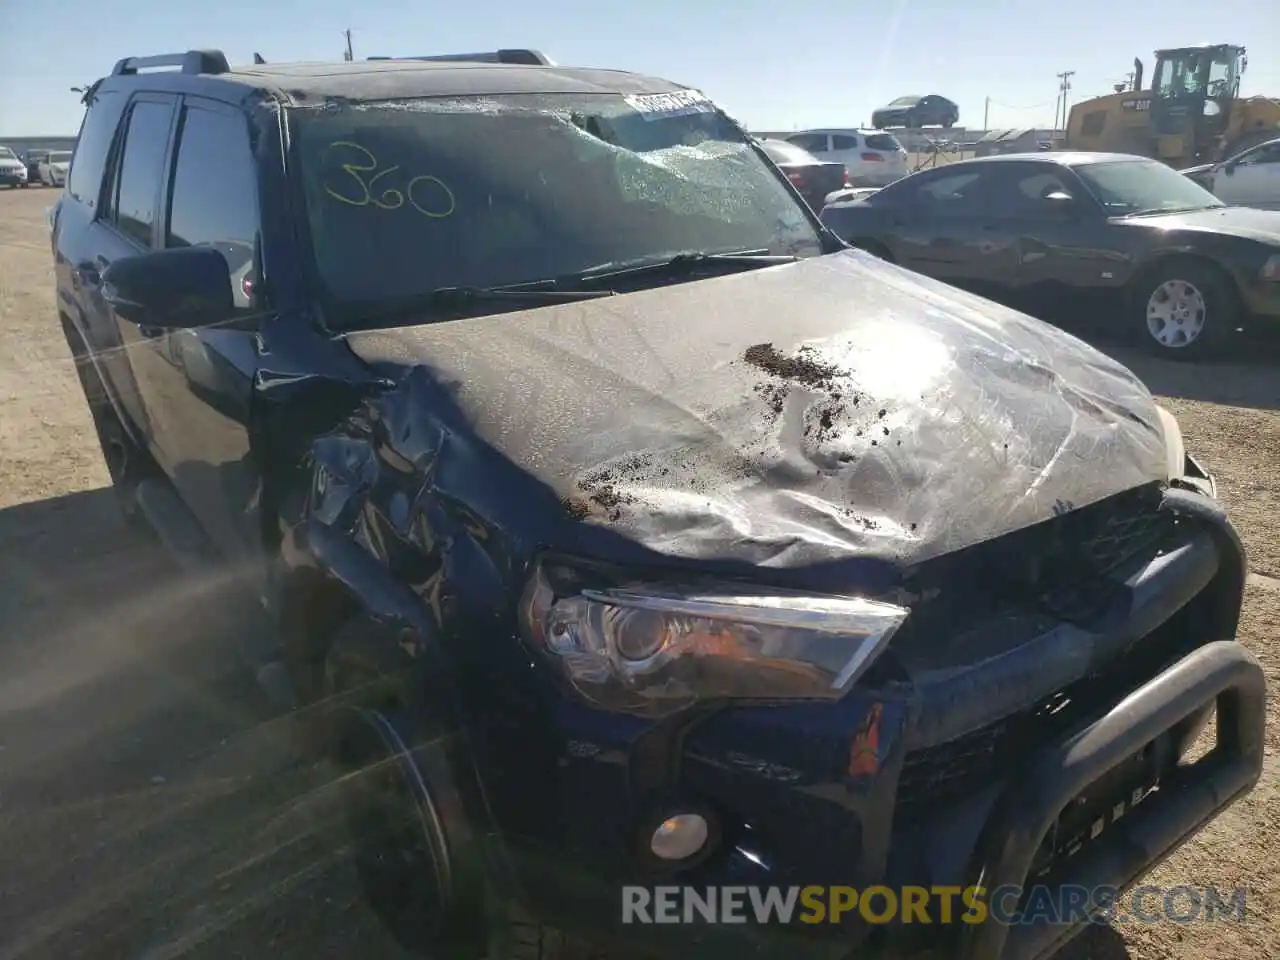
[1072,328,1280,412]
[0,487,410,960]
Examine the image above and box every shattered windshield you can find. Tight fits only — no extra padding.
[291,91,823,327]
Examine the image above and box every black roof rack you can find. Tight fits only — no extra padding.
[111,49,231,76]
[365,49,552,66]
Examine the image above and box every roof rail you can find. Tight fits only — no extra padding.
[365,49,553,66]
[111,49,231,77]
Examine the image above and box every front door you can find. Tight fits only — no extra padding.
[994,163,1133,323]
[90,93,180,457]
[126,96,267,577]
[1213,141,1280,209]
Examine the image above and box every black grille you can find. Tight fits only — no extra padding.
[894,487,1193,820]
[896,485,1176,647]
[981,484,1177,623]
[895,609,1195,821]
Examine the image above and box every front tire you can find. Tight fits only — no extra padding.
[1130,260,1237,360]
[319,618,608,959]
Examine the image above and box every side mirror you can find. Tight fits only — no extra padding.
[1042,190,1079,215]
[101,247,234,330]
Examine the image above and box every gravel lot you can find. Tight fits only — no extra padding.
[0,187,1276,960]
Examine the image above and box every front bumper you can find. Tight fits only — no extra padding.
[957,639,1265,960]
[0,170,27,185]
[482,487,1265,959]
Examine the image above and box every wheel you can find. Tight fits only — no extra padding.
[319,618,632,959]
[20,181,29,188]
[1130,260,1238,360]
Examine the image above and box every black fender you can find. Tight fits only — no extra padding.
[279,517,516,934]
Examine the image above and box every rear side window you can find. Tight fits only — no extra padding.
[67,90,126,209]
[108,100,176,247]
[787,133,828,153]
[761,140,817,165]
[831,134,860,151]
[166,104,261,309]
[864,133,902,152]
[911,170,988,215]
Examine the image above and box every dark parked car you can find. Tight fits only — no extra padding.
[757,137,849,211]
[821,152,1280,358]
[871,94,959,130]
[51,48,1265,960]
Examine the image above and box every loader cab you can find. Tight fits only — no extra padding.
[1150,44,1244,162]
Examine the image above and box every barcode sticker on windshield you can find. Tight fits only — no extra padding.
[624,89,714,121]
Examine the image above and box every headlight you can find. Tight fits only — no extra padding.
[519,562,909,717]
[1261,254,1280,282]
[1154,405,1185,481]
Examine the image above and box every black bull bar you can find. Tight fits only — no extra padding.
[954,640,1266,960]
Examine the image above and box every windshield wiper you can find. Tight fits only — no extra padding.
[1121,204,1220,218]
[423,284,617,305]
[572,249,798,283]
[353,283,616,327]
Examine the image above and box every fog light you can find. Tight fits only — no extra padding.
[650,813,709,861]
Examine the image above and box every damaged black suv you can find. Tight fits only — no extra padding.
[50,47,1266,960]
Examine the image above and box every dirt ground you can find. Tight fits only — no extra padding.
[0,186,1276,960]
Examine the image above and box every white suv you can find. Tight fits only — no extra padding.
[784,129,908,187]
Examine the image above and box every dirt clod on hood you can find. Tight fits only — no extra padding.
[563,461,645,522]
[745,342,864,442]
[743,342,842,389]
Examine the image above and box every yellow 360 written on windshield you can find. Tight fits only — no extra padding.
[321,141,456,218]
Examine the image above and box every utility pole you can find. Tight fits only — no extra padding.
[1055,70,1075,132]
[343,28,354,62]
[983,96,990,130]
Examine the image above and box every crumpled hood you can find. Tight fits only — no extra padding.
[346,250,1167,568]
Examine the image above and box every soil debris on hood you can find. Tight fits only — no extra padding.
[563,461,645,522]
[744,342,864,443]
[743,342,842,390]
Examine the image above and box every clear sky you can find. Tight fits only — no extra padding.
[1,0,1275,136]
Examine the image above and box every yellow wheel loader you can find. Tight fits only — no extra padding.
[1065,44,1279,168]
